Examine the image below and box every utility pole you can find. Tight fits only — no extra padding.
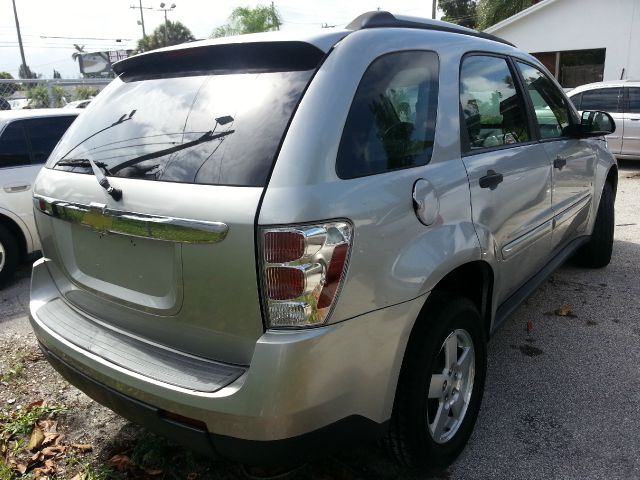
[432,0,437,19]
[11,0,28,75]
[158,3,176,46]
[130,1,152,38]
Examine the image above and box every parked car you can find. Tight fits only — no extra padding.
[568,80,640,160]
[64,99,92,109]
[0,109,79,285]
[28,12,617,470]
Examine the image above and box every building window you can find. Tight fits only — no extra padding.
[531,49,605,88]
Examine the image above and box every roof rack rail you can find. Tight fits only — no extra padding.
[346,11,515,48]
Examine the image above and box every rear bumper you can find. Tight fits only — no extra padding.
[30,257,426,463]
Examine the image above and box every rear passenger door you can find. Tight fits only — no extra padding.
[515,61,595,251]
[459,54,554,301]
[622,87,640,157]
[0,116,76,245]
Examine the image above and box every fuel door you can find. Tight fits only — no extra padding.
[412,178,439,226]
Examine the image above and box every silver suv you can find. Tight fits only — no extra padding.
[29,12,617,470]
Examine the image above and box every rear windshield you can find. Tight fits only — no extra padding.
[48,49,318,187]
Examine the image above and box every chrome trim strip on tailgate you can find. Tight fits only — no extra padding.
[34,195,228,244]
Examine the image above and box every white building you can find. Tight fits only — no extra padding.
[485,0,640,88]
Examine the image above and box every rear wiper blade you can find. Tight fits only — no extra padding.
[55,158,110,171]
[109,129,235,174]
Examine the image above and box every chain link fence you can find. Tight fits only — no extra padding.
[0,78,111,110]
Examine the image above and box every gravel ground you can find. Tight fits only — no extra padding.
[1,161,639,479]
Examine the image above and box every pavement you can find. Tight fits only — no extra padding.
[1,160,639,480]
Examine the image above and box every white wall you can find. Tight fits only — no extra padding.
[487,0,640,81]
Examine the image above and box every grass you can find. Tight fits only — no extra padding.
[0,404,67,439]
[0,357,26,383]
[0,460,15,480]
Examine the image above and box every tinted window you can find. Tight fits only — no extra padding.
[460,55,530,150]
[49,71,314,186]
[517,62,571,139]
[580,88,621,112]
[336,51,439,179]
[0,121,30,168]
[25,116,76,163]
[627,87,640,113]
[569,93,582,109]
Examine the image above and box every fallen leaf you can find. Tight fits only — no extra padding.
[187,473,198,480]
[555,305,577,318]
[144,468,163,476]
[526,320,534,333]
[27,426,45,451]
[71,443,93,452]
[109,454,133,472]
[41,445,66,457]
[38,420,57,433]
[42,432,60,446]
[26,399,45,410]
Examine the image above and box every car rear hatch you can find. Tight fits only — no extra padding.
[32,40,331,366]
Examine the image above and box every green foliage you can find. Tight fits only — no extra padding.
[0,72,18,97]
[27,85,66,108]
[440,0,478,29]
[136,20,195,52]
[0,404,66,439]
[75,86,99,100]
[211,4,282,38]
[0,460,15,480]
[477,0,533,30]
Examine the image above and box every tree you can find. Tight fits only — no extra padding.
[0,72,19,97]
[27,85,65,108]
[137,20,195,52]
[53,69,61,79]
[440,0,478,29]
[75,86,99,100]
[477,0,533,30]
[211,4,282,38]
[18,64,36,79]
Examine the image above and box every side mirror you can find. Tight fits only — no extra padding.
[564,110,616,138]
[580,110,616,136]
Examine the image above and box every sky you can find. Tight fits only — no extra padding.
[0,0,441,79]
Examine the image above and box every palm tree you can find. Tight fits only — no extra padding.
[137,20,195,52]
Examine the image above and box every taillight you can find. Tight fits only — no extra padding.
[260,221,352,328]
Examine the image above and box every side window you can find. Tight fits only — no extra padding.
[580,88,621,112]
[0,122,31,168]
[516,62,571,139]
[627,88,640,113]
[24,116,76,164]
[569,93,582,109]
[460,55,530,151]
[336,51,439,179]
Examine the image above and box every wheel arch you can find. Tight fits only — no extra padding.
[0,212,28,261]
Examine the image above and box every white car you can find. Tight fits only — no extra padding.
[63,99,92,109]
[568,80,640,160]
[0,109,79,285]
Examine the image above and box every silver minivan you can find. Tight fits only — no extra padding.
[29,12,617,470]
[569,80,640,160]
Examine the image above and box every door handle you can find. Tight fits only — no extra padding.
[630,118,640,121]
[3,184,31,193]
[479,169,504,190]
[553,157,567,170]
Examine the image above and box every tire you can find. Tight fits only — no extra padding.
[0,224,19,287]
[574,182,614,268]
[384,294,487,470]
